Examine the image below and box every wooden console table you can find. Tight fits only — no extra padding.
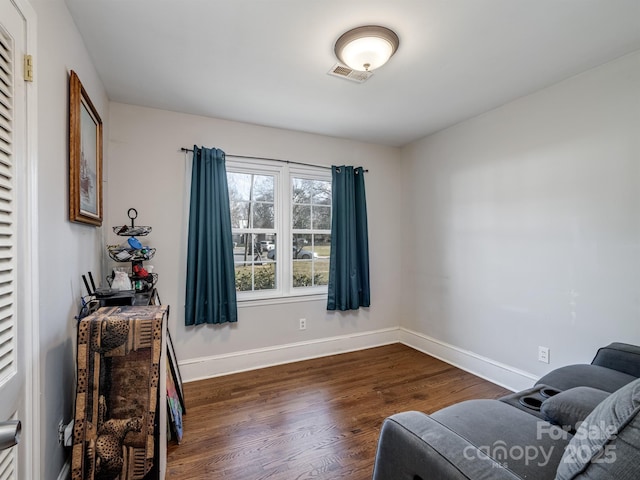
[71,305,168,480]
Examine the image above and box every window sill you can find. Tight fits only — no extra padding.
[238,293,327,308]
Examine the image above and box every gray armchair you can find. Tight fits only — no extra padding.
[372,343,640,480]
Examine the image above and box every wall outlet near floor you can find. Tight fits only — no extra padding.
[299,318,306,330]
[538,346,550,364]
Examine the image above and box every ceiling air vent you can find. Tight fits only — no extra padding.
[327,63,373,83]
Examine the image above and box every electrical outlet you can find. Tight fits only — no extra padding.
[299,318,306,330]
[538,346,550,364]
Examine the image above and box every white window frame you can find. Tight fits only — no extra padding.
[227,158,331,303]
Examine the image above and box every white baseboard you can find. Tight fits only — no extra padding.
[398,328,538,392]
[57,458,70,480]
[180,326,539,392]
[181,327,399,382]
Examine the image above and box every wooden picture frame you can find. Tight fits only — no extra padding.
[69,70,103,226]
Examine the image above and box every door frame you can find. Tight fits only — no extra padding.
[10,0,39,477]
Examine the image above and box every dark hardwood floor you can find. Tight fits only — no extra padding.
[167,343,510,479]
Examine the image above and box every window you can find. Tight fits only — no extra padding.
[227,159,331,300]
[291,177,331,288]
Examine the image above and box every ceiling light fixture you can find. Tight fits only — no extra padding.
[334,25,399,72]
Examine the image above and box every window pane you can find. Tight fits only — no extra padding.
[292,232,313,289]
[256,234,276,256]
[253,175,274,202]
[228,172,252,201]
[293,234,312,255]
[253,202,274,229]
[313,234,331,258]
[312,180,331,205]
[230,200,250,228]
[228,172,275,229]
[312,205,331,230]
[291,234,331,288]
[293,261,314,287]
[292,178,312,204]
[233,233,258,268]
[235,264,253,291]
[254,263,276,290]
[314,258,330,286]
[233,233,250,262]
[292,205,311,229]
[233,233,276,292]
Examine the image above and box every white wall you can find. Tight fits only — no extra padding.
[31,0,109,477]
[106,104,403,379]
[400,51,640,390]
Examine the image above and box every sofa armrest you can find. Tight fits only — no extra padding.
[591,342,640,378]
[372,411,523,480]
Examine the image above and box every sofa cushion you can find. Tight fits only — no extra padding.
[432,399,570,480]
[540,387,610,431]
[555,378,640,480]
[536,364,637,393]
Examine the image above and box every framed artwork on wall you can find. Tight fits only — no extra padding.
[69,70,103,226]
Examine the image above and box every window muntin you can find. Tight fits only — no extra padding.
[227,161,331,300]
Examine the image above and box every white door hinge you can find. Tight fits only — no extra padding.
[23,54,33,82]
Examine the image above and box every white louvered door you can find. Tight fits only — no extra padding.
[0,1,26,479]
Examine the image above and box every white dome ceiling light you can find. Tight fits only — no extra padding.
[334,25,400,72]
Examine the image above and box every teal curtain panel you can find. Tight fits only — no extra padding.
[327,165,370,311]
[185,146,238,325]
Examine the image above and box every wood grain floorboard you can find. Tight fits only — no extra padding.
[167,343,511,479]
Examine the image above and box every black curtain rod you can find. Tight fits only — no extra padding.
[180,147,368,172]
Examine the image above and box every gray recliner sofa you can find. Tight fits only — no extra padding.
[372,342,640,480]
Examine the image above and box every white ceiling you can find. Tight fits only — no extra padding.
[65,0,640,147]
